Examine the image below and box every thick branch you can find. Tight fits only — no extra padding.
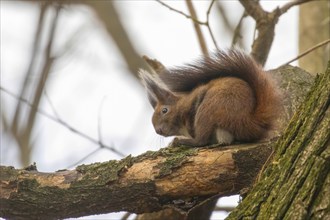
[1,143,272,219]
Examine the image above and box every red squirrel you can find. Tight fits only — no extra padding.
[140,49,281,147]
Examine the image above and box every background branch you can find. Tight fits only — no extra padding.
[231,11,247,48]
[205,0,218,50]
[0,87,125,158]
[156,0,218,51]
[155,0,204,24]
[279,0,313,15]
[239,0,313,65]
[185,0,208,56]
[281,39,330,66]
[13,4,60,166]
[84,1,148,78]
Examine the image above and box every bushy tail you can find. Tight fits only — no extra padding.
[158,49,281,137]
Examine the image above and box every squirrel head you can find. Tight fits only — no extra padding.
[139,70,182,137]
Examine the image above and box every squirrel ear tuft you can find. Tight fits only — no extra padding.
[139,69,177,106]
[139,69,158,108]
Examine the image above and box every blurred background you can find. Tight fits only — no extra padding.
[1,0,328,219]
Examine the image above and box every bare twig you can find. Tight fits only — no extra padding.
[1,110,9,133]
[205,0,219,50]
[231,11,248,48]
[11,3,48,136]
[280,39,330,67]
[44,90,61,120]
[206,0,216,21]
[13,4,61,166]
[27,4,61,124]
[9,3,49,166]
[207,24,218,50]
[97,96,107,148]
[0,87,126,157]
[279,0,313,15]
[155,0,204,24]
[215,1,235,33]
[185,0,208,55]
[67,147,102,169]
[156,0,218,50]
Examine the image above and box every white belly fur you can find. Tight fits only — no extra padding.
[216,128,234,145]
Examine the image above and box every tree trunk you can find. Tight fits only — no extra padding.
[227,62,330,219]
[299,1,330,74]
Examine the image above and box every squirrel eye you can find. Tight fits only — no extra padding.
[161,107,168,114]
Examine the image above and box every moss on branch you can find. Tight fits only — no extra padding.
[1,144,271,219]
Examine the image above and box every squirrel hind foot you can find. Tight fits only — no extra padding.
[216,128,234,145]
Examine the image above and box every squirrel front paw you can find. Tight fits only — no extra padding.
[169,137,181,147]
[169,137,193,147]
[169,137,200,147]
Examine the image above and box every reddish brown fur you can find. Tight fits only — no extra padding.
[140,49,281,147]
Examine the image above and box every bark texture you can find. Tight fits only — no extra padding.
[227,63,330,219]
[299,1,330,74]
[1,144,271,219]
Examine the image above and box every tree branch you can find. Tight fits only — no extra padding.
[239,0,313,65]
[231,10,248,48]
[185,0,208,56]
[155,0,205,25]
[155,0,218,50]
[279,0,314,15]
[1,143,272,219]
[280,39,330,66]
[205,0,219,50]
[84,1,148,78]
[0,86,125,158]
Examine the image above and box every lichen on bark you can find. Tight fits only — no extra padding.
[75,155,134,186]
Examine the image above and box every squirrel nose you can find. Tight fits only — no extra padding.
[156,127,163,135]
